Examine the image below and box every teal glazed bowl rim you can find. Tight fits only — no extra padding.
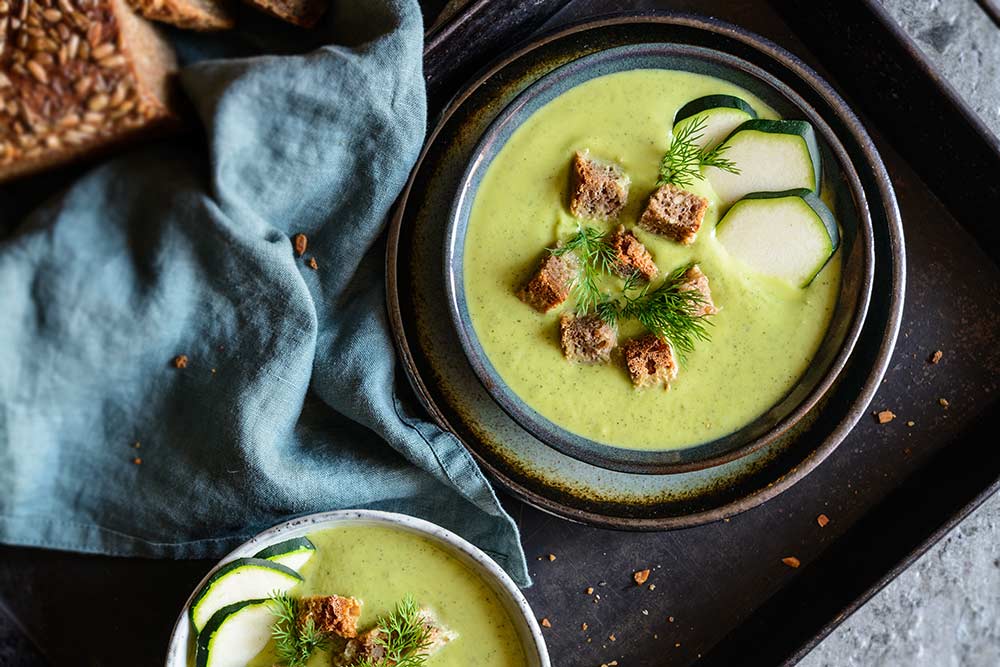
[444,42,876,475]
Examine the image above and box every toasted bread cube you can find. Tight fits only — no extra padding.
[297,594,361,638]
[622,335,678,389]
[679,265,718,317]
[518,253,577,313]
[608,225,658,281]
[569,150,630,220]
[638,184,709,244]
[560,313,617,363]
[341,628,387,665]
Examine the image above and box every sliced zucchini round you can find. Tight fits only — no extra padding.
[189,557,301,633]
[716,189,840,287]
[673,94,758,150]
[253,536,316,572]
[706,119,822,209]
[195,599,274,667]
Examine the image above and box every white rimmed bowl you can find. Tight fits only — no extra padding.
[164,510,550,667]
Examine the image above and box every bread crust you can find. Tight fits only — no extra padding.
[127,0,234,30]
[242,0,326,28]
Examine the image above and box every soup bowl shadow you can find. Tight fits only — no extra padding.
[164,510,550,667]
[444,43,875,475]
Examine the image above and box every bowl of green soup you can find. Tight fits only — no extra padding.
[445,43,874,474]
[165,510,549,667]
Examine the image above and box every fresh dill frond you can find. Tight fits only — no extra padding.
[372,595,433,667]
[551,225,619,314]
[268,592,330,667]
[617,264,714,364]
[656,115,740,188]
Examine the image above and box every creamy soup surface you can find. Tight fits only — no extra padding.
[463,69,841,450]
[248,525,527,667]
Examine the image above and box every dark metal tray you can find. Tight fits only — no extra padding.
[0,1,997,666]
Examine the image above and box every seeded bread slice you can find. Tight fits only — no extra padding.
[638,184,709,244]
[0,0,179,182]
[622,334,678,389]
[518,252,577,313]
[608,225,658,281]
[569,149,630,220]
[560,313,617,363]
[128,0,234,30]
[242,0,326,27]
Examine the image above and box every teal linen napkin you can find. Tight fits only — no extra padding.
[0,0,529,585]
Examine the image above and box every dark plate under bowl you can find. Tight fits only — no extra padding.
[444,42,875,474]
[387,13,904,530]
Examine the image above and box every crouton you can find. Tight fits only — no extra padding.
[569,150,630,220]
[418,608,458,654]
[678,265,718,317]
[297,594,361,638]
[608,225,658,280]
[560,313,617,363]
[622,335,678,389]
[638,184,709,244]
[340,628,387,665]
[518,252,577,313]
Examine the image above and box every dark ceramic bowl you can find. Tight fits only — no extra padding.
[444,43,875,474]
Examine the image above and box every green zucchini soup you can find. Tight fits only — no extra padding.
[187,526,527,667]
[463,68,842,451]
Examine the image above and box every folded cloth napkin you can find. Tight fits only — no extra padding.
[0,0,529,585]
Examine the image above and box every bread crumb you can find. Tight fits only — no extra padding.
[541,618,551,628]
[817,514,830,528]
[907,421,915,427]
[581,622,588,631]
[634,569,650,585]
[173,354,188,369]
[939,398,949,408]
[668,616,675,623]
[133,442,141,449]
[293,233,308,257]
[675,642,682,648]
[876,410,895,424]
[609,633,616,642]
[548,553,556,561]
[586,587,594,595]
[929,350,943,364]
[308,257,319,270]
[648,584,656,591]
[132,457,142,465]
[782,556,801,569]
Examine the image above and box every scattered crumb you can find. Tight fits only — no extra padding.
[548,553,556,561]
[929,350,943,364]
[675,642,681,648]
[581,623,588,631]
[904,447,912,456]
[668,616,675,623]
[642,609,649,616]
[939,398,950,408]
[293,233,308,257]
[876,410,895,424]
[132,457,142,465]
[308,257,319,270]
[634,569,651,585]
[586,587,594,595]
[648,584,656,591]
[817,514,830,528]
[132,442,141,449]
[907,420,915,427]
[172,354,188,369]
[609,634,616,642]
[541,618,551,628]
[211,368,217,375]
[782,556,801,569]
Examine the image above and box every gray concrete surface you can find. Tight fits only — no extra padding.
[801,1,1000,665]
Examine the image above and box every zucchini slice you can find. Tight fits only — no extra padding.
[253,536,316,572]
[716,189,840,287]
[706,119,822,209]
[195,599,274,667]
[189,557,301,633]
[673,94,758,151]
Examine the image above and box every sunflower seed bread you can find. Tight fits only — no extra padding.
[127,0,233,30]
[242,0,326,28]
[0,0,179,182]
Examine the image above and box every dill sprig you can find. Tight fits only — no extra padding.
[551,225,619,314]
[269,592,330,667]
[608,264,714,363]
[353,595,433,667]
[656,115,740,188]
